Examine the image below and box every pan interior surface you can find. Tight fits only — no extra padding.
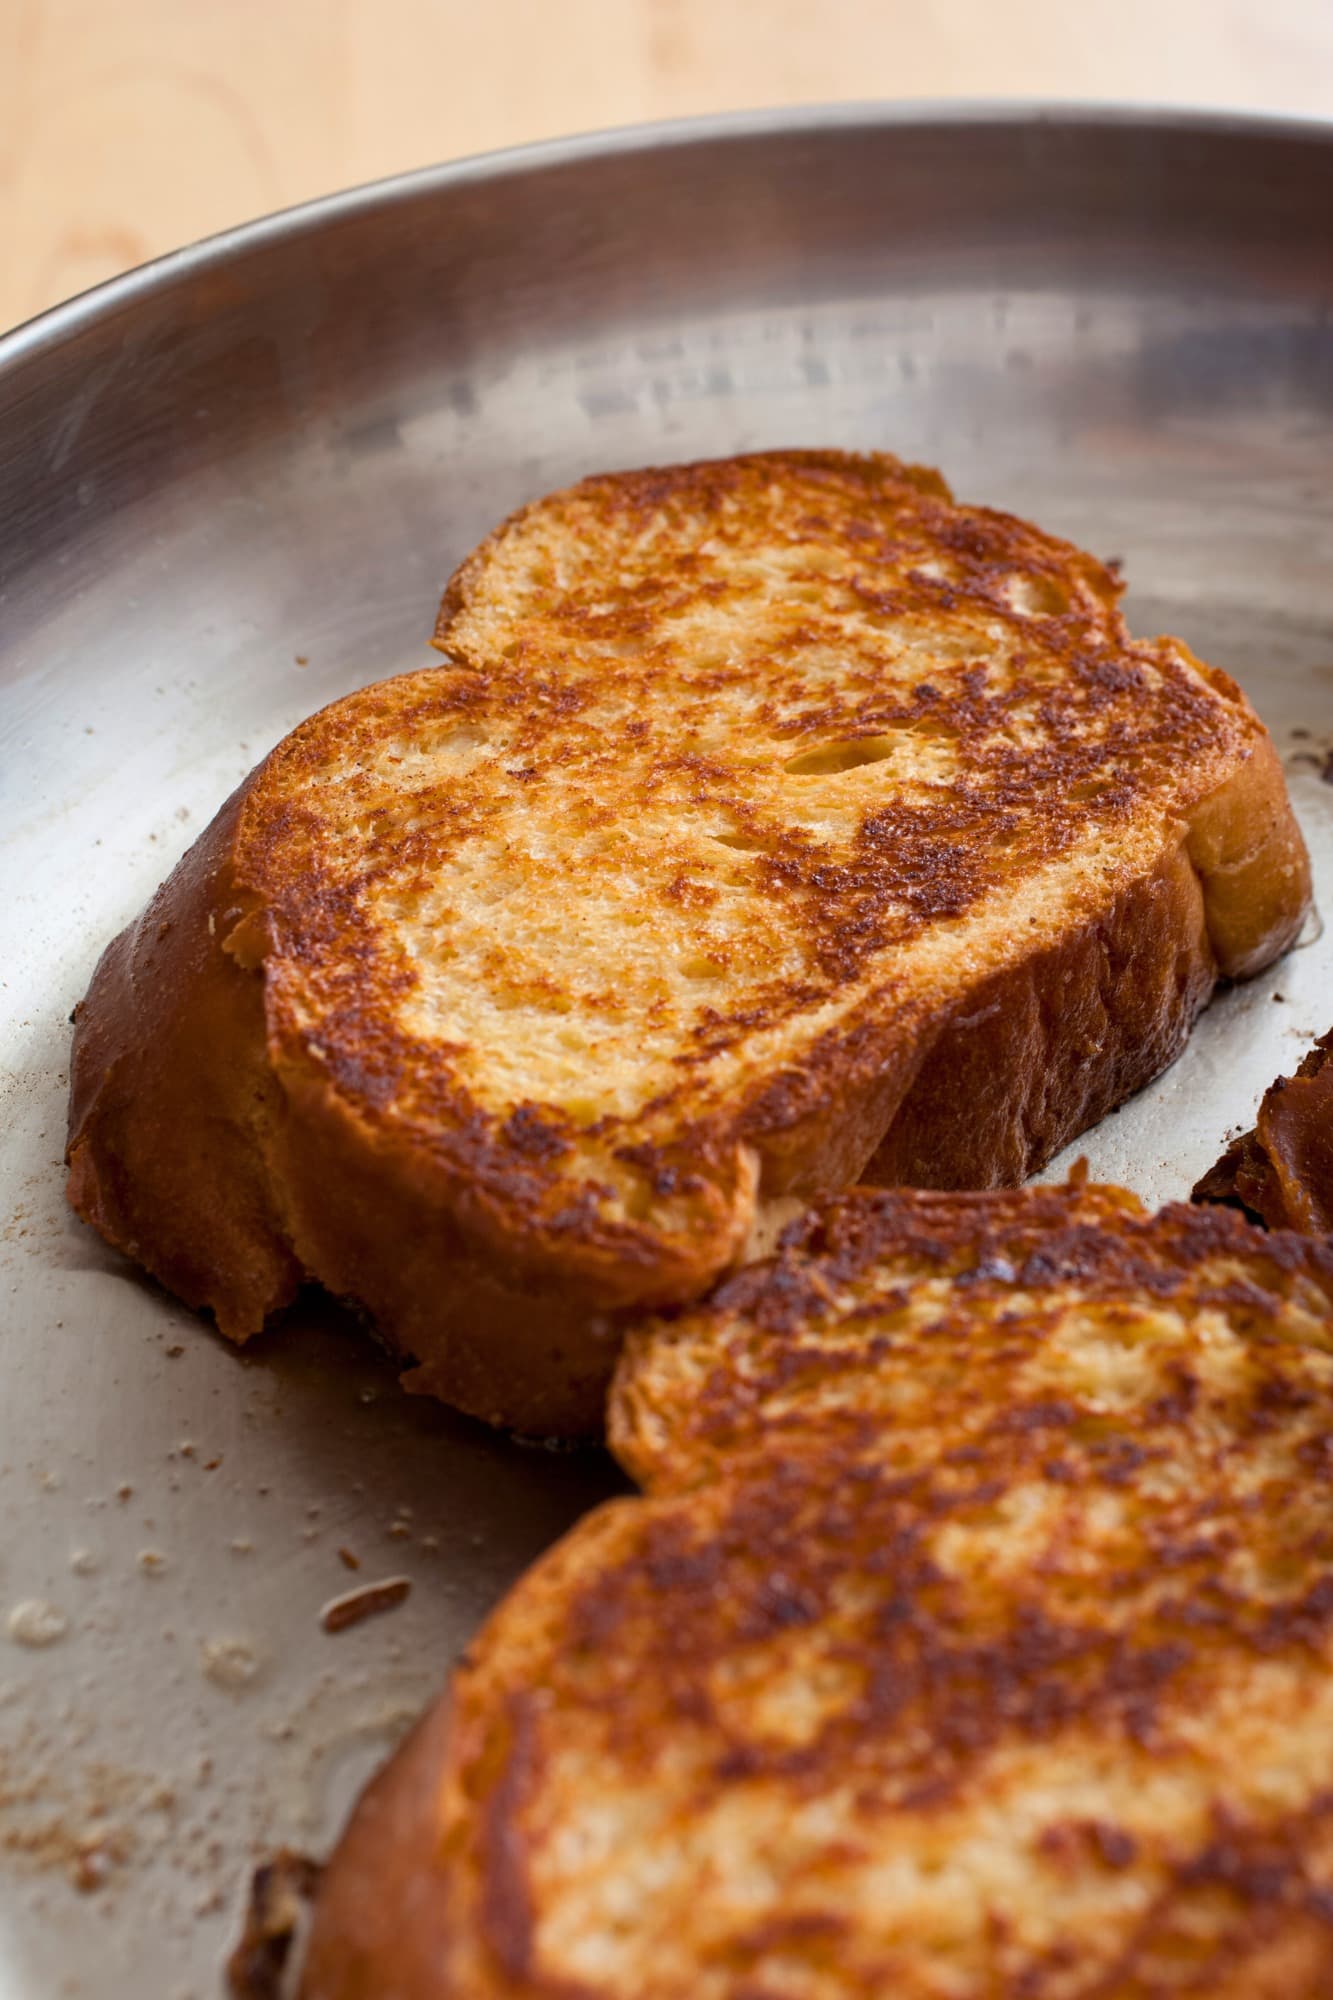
[0,108,1331,1995]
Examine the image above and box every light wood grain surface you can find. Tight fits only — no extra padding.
[4,0,1333,335]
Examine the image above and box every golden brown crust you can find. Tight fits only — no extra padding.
[66,451,1310,1433]
[66,788,302,1340]
[302,1184,1333,1997]
[1194,1032,1333,1236]
[862,839,1215,1188]
[1181,707,1313,979]
[300,1701,457,2000]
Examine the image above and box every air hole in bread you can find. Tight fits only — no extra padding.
[436,725,490,755]
[784,736,897,777]
[619,1179,654,1222]
[903,716,955,743]
[679,956,725,982]
[1002,573,1069,617]
[710,831,767,852]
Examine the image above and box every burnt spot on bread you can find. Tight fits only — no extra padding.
[501,1105,573,1163]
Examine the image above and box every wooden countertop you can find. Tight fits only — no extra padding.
[4,0,1333,335]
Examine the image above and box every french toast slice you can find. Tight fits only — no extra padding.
[300,1182,1333,1998]
[1194,1031,1333,1235]
[66,452,1311,1433]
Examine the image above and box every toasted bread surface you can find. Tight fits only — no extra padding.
[1194,1031,1333,1235]
[66,452,1310,1432]
[302,1183,1333,1997]
[611,1179,1333,1490]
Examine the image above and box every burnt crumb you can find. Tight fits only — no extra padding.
[319,1575,411,1634]
[226,1850,323,1999]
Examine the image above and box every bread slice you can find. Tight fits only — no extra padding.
[66,451,1311,1434]
[1194,1031,1333,1234]
[300,1182,1333,1999]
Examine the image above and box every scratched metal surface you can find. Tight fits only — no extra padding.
[0,106,1330,1997]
